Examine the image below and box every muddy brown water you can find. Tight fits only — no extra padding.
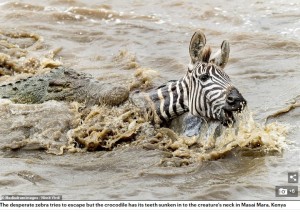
[0,0,300,200]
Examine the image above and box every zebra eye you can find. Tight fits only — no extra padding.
[199,74,210,82]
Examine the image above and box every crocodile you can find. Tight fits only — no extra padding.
[0,67,129,106]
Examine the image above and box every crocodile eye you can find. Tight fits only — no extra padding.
[199,74,210,82]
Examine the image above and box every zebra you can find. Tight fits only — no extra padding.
[132,30,246,127]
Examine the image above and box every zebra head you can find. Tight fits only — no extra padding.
[186,30,246,126]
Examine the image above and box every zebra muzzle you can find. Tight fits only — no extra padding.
[221,88,247,126]
[224,88,247,112]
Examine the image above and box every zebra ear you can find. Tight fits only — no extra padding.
[189,30,206,65]
[209,40,230,69]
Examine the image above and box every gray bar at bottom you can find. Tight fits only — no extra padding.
[275,186,298,197]
[1,195,62,201]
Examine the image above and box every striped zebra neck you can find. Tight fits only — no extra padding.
[149,77,189,123]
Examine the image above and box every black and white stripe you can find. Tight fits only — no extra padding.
[149,62,232,123]
[150,80,189,122]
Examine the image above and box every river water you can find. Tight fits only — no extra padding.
[0,0,300,200]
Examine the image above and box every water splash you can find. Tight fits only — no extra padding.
[0,29,62,81]
[159,107,288,166]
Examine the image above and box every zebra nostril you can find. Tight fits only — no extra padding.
[226,96,235,105]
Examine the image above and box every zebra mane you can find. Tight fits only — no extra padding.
[201,46,211,63]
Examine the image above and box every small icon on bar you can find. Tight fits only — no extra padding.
[288,172,298,183]
[275,186,298,197]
